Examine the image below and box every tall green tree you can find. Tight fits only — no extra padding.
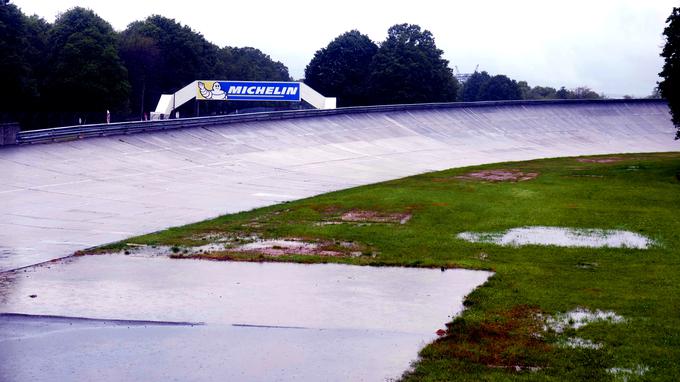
[43,7,130,123]
[517,80,531,100]
[219,46,290,81]
[368,24,458,105]
[659,6,680,139]
[304,30,378,106]
[461,71,491,101]
[0,4,45,116]
[120,16,220,117]
[570,86,600,99]
[527,85,557,100]
[553,86,600,100]
[556,86,570,99]
[478,74,522,101]
[119,33,160,120]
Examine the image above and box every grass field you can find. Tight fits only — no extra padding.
[91,152,680,381]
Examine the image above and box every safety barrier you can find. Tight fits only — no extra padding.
[15,98,666,145]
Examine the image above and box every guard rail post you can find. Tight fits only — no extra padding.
[0,122,20,146]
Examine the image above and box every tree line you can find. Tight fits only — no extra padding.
[305,26,605,108]
[2,4,621,131]
[659,6,679,139]
[0,5,291,129]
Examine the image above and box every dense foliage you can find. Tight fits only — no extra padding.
[659,7,680,139]
[0,4,47,122]
[119,16,221,121]
[367,24,458,105]
[1,5,610,129]
[0,5,291,129]
[460,71,491,101]
[307,26,602,107]
[458,72,599,103]
[43,8,130,125]
[477,74,522,101]
[305,30,378,107]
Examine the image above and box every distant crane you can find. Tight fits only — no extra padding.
[453,64,479,83]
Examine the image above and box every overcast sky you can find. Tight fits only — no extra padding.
[15,0,677,97]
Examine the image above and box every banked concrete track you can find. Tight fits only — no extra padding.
[1,100,678,271]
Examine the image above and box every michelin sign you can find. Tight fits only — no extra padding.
[197,81,301,102]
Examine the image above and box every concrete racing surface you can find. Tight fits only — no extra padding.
[0,256,492,381]
[1,101,677,271]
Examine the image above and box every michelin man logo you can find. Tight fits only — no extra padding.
[198,81,227,100]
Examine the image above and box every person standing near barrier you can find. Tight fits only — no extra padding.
[106,110,111,124]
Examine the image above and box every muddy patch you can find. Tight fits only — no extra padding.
[430,305,628,371]
[191,232,259,244]
[340,210,411,224]
[431,305,552,369]
[83,243,238,258]
[82,235,373,260]
[315,209,412,226]
[456,226,653,249]
[576,157,623,164]
[223,239,368,257]
[454,169,539,182]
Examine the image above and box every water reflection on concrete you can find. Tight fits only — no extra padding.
[457,226,653,249]
[0,255,491,381]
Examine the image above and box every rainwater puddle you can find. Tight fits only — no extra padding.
[457,226,653,249]
[0,255,492,331]
[238,239,318,251]
[545,308,625,333]
[608,365,650,381]
[562,337,602,349]
[0,255,492,382]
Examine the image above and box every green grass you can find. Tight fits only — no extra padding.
[94,152,680,381]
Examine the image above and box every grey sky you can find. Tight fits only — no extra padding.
[16,0,677,97]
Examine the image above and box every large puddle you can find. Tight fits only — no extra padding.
[0,255,491,381]
[457,226,653,249]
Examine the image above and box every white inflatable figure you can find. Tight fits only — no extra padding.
[198,81,227,100]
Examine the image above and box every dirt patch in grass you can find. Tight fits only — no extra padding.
[340,210,412,224]
[431,305,553,369]
[169,238,375,260]
[81,234,375,261]
[576,157,623,164]
[192,232,258,243]
[226,239,354,257]
[454,169,539,182]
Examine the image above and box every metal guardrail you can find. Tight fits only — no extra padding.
[16,98,666,145]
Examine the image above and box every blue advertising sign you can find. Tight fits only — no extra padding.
[197,81,301,102]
